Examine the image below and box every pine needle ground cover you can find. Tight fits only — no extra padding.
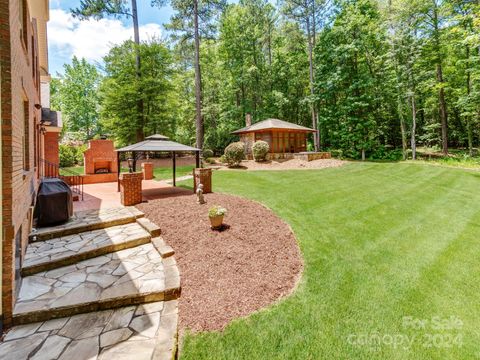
[180,163,480,360]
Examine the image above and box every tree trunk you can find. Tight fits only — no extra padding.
[306,16,319,151]
[193,0,204,150]
[432,2,448,154]
[398,96,407,160]
[131,0,144,142]
[437,65,448,155]
[411,94,417,160]
[465,45,473,156]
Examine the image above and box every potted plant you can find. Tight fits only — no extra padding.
[208,205,227,229]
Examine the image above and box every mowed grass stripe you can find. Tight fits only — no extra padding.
[180,163,480,360]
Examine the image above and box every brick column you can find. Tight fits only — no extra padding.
[119,172,143,206]
[141,162,154,180]
[193,168,212,193]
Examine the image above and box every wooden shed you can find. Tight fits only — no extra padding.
[232,118,315,158]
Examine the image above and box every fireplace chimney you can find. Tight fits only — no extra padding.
[246,113,252,127]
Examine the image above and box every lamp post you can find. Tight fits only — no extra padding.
[127,158,134,173]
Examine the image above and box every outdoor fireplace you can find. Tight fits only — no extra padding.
[94,161,112,174]
[83,139,118,184]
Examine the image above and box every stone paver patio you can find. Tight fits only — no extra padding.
[23,223,151,276]
[0,300,178,360]
[14,243,180,324]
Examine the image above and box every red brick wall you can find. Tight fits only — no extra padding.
[43,131,59,166]
[1,0,42,327]
[142,162,154,180]
[119,172,143,206]
[83,139,118,175]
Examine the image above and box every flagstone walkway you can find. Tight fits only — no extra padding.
[23,223,151,276]
[0,300,178,360]
[1,207,180,360]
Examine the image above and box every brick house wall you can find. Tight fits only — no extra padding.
[43,131,59,166]
[0,0,43,329]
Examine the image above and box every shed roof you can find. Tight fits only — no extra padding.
[232,118,315,134]
[116,134,200,152]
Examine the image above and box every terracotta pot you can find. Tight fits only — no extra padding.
[209,215,224,229]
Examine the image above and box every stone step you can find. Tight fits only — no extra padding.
[13,243,181,325]
[22,223,152,276]
[30,207,144,241]
[1,300,179,360]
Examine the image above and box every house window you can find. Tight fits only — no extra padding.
[19,0,28,48]
[22,97,30,171]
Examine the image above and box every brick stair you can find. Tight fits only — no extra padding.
[0,207,180,360]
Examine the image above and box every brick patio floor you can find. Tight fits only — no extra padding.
[74,180,192,212]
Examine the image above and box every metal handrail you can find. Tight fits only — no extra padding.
[39,159,84,201]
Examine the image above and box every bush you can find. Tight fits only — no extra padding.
[252,140,269,162]
[202,148,214,159]
[59,144,86,168]
[75,144,87,166]
[330,149,343,159]
[223,142,245,167]
[367,146,403,161]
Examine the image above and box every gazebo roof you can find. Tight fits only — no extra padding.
[232,118,315,134]
[116,134,200,152]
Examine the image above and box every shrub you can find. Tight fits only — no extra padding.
[75,144,87,166]
[59,144,86,168]
[223,142,245,167]
[59,145,76,167]
[202,148,214,159]
[252,140,269,162]
[330,149,343,159]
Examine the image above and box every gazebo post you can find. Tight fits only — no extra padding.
[117,151,121,192]
[195,151,200,168]
[172,151,176,187]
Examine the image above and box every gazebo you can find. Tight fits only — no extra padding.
[115,134,201,190]
[232,118,315,158]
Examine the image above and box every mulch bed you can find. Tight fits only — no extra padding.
[136,192,303,332]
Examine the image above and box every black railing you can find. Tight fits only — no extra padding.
[39,159,84,201]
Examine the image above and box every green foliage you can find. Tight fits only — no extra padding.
[223,141,245,167]
[252,140,269,162]
[99,39,175,146]
[202,148,214,158]
[52,57,101,140]
[71,0,130,20]
[367,146,403,161]
[59,144,86,168]
[66,0,480,159]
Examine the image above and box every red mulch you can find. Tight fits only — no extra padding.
[136,192,303,332]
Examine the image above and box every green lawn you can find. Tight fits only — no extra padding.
[180,162,480,359]
[151,164,194,180]
[59,164,195,181]
[59,166,85,176]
